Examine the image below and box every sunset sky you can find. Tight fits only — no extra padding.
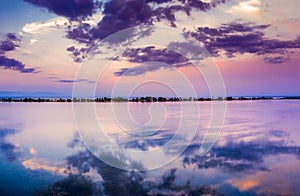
[0,0,300,98]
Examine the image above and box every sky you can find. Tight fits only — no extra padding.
[0,0,300,98]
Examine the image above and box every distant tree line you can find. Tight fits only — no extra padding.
[1,96,300,103]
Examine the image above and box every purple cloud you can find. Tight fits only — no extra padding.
[0,33,37,73]
[6,33,20,41]
[23,0,99,20]
[55,79,94,83]
[66,0,227,42]
[0,56,36,73]
[188,22,300,63]
[63,0,228,61]
[0,40,18,52]
[0,33,20,53]
[114,46,192,76]
[263,56,290,64]
[121,46,189,64]
[115,63,169,76]
[66,45,88,63]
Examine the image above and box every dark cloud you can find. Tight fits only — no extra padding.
[55,79,94,83]
[35,175,97,196]
[6,33,19,41]
[66,23,93,44]
[0,33,20,53]
[0,40,18,52]
[0,143,20,162]
[114,46,190,76]
[66,0,154,44]
[183,140,300,172]
[188,22,300,63]
[113,41,210,76]
[269,130,289,138]
[114,63,171,76]
[123,130,174,150]
[40,133,223,195]
[66,45,88,63]
[0,33,37,73]
[0,55,36,73]
[263,56,290,64]
[64,0,228,61]
[121,46,189,64]
[24,0,99,20]
[0,128,18,139]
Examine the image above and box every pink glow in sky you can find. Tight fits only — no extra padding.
[0,0,300,97]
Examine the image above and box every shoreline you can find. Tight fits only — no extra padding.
[1,96,300,103]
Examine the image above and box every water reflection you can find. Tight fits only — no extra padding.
[0,128,20,162]
[0,101,299,195]
[37,133,223,195]
[36,128,300,195]
[124,130,174,151]
[183,139,300,173]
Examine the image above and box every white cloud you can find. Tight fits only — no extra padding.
[22,17,69,34]
[22,158,103,182]
[29,147,37,154]
[227,0,261,15]
[22,158,71,176]
[29,39,38,45]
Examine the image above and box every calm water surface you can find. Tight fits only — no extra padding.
[0,100,299,195]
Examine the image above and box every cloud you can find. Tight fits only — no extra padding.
[228,179,260,191]
[227,0,261,15]
[65,0,227,41]
[66,45,88,63]
[0,40,18,52]
[113,41,211,76]
[36,174,98,195]
[62,0,228,62]
[24,0,98,20]
[0,128,18,138]
[188,22,300,63]
[29,147,37,155]
[0,33,37,73]
[6,33,19,41]
[123,130,174,151]
[60,133,224,195]
[29,39,38,45]
[263,56,290,64]
[114,46,191,76]
[23,158,70,176]
[65,0,154,44]
[183,140,300,172]
[0,128,21,162]
[122,46,189,64]
[55,79,95,83]
[0,33,20,53]
[0,55,36,73]
[0,143,20,162]
[22,17,69,34]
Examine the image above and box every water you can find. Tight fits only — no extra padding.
[0,100,299,195]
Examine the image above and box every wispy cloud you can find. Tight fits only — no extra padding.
[55,79,95,83]
[0,56,36,73]
[22,17,69,34]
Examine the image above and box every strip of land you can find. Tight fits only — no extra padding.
[1,96,300,103]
